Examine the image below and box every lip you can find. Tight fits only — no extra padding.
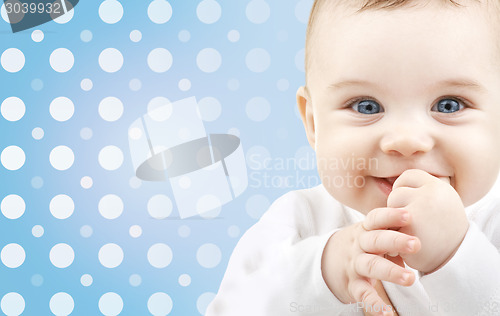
[373,177,393,197]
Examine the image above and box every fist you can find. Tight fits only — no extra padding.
[386,169,469,273]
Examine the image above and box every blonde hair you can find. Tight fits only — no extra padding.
[304,0,497,86]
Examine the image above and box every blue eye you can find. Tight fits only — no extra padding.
[352,100,382,114]
[433,99,463,113]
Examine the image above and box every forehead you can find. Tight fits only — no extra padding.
[307,0,500,88]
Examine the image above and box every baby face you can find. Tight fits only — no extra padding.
[297,1,500,214]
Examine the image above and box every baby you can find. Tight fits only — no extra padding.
[206,0,500,315]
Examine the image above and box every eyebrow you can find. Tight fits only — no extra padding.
[329,78,486,92]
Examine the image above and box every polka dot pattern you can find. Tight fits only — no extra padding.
[0,1,310,314]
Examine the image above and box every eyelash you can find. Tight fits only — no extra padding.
[343,96,471,113]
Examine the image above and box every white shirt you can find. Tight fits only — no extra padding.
[206,174,500,316]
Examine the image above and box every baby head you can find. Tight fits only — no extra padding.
[296,0,500,214]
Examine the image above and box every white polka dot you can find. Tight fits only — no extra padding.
[295,0,314,24]
[147,48,173,73]
[246,97,271,121]
[178,127,191,140]
[178,78,191,91]
[129,225,142,238]
[49,243,74,268]
[295,48,305,72]
[98,146,123,171]
[31,176,43,189]
[245,145,271,170]
[245,194,270,219]
[129,78,141,91]
[130,30,142,42]
[148,292,173,316]
[295,145,316,170]
[81,176,93,189]
[178,30,190,42]
[196,195,221,218]
[32,127,44,140]
[0,4,8,23]
[31,78,43,91]
[98,243,123,268]
[52,3,74,24]
[49,194,74,219]
[246,48,270,73]
[1,244,25,268]
[80,127,93,140]
[50,48,74,73]
[197,292,216,315]
[227,127,240,137]
[80,225,93,238]
[98,194,123,219]
[129,176,142,188]
[99,0,123,24]
[197,48,221,73]
[32,225,44,238]
[98,292,123,316]
[147,97,171,121]
[147,195,172,219]
[80,30,93,42]
[196,243,221,268]
[198,97,221,122]
[277,78,289,91]
[50,97,74,122]
[99,48,123,73]
[81,78,93,91]
[1,293,25,316]
[1,97,25,122]
[128,127,142,140]
[1,146,25,171]
[31,30,44,42]
[49,292,74,316]
[49,146,74,171]
[1,195,25,220]
[98,97,123,122]
[148,0,172,24]
[178,176,191,189]
[227,30,240,42]
[227,78,239,91]
[81,274,93,287]
[129,274,141,286]
[246,0,270,24]
[147,243,172,268]
[1,48,25,73]
[178,225,190,238]
[178,274,191,287]
[31,274,43,287]
[228,225,240,238]
[197,0,221,24]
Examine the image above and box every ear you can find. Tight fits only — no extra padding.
[296,86,316,150]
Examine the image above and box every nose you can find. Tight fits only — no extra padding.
[379,122,435,157]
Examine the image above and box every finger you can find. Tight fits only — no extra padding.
[386,186,414,209]
[363,207,410,231]
[359,230,420,255]
[393,169,450,189]
[349,279,392,316]
[392,169,431,189]
[354,253,415,287]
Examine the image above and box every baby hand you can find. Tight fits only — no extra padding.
[387,169,469,273]
[322,207,420,316]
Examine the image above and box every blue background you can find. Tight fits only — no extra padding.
[0,0,320,314]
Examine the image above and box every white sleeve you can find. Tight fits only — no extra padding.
[205,191,362,316]
[419,222,500,316]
